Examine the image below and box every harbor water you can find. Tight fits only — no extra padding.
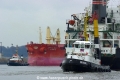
[0,65,120,80]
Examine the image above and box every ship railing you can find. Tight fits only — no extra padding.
[66,35,90,40]
[88,26,109,31]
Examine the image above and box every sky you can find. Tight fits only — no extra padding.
[0,0,119,47]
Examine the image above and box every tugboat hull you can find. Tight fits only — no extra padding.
[61,59,111,72]
[101,56,120,71]
[111,57,120,70]
[61,59,91,72]
[7,61,29,66]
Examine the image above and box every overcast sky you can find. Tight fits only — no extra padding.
[0,0,119,47]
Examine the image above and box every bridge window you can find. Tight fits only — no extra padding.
[85,45,90,48]
[81,43,84,48]
[74,44,78,48]
[74,44,81,48]
[85,43,90,48]
[106,50,107,52]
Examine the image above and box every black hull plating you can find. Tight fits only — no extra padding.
[101,56,120,70]
[7,62,29,66]
[61,59,110,72]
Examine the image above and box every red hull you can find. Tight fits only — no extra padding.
[26,43,65,66]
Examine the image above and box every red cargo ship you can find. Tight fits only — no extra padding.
[26,27,66,66]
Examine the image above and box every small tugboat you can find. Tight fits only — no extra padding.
[60,11,111,72]
[7,53,29,66]
[7,45,29,66]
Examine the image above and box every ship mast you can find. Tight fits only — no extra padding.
[92,0,107,59]
[15,45,18,54]
[93,11,101,59]
[39,27,42,44]
[46,26,51,44]
[84,9,89,41]
[55,28,60,44]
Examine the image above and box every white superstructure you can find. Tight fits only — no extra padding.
[66,40,101,65]
[65,3,120,56]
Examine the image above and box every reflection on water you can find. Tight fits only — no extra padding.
[0,65,120,80]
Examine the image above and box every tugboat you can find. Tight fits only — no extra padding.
[61,40,110,72]
[60,11,111,72]
[7,45,29,66]
[7,53,29,66]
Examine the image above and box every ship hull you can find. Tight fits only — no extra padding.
[7,61,29,66]
[26,44,66,66]
[61,59,91,72]
[101,55,120,70]
[28,57,64,66]
[61,58,110,72]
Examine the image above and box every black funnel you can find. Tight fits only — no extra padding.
[92,0,107,23]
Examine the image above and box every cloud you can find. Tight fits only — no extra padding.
[0,0,93,47]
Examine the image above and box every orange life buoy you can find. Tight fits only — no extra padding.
[69,20,75,26]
